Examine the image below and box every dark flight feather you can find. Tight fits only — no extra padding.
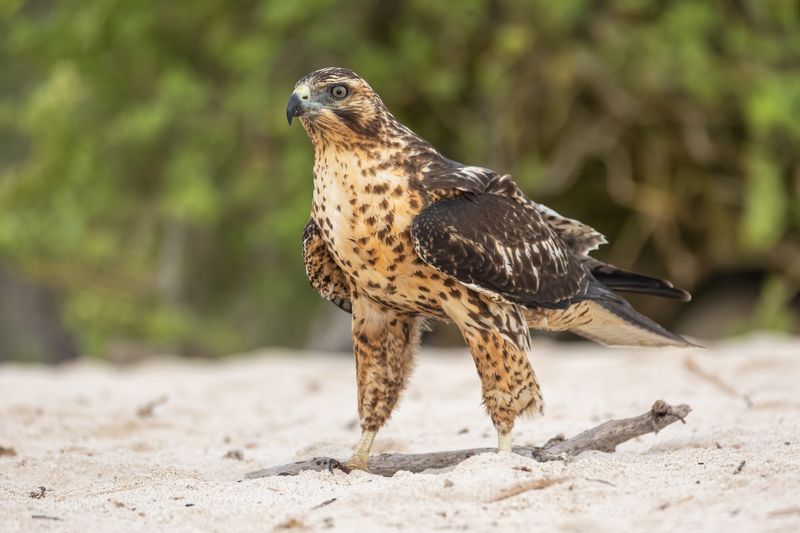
[587,261,692,301]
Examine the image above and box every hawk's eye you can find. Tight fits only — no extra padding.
[331,85,348,99]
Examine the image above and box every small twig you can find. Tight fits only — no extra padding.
[245,400,691,479]
[312,498,337,509]
[583,477,616,486]
[733,460,746,475]
[488,477,567,502]
[137,395,168,418]
[31,515,63,521]
[684,358,753,407]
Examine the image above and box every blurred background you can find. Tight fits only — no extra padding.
[0,0,798,362]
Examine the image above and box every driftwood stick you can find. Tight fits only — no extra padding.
[533,399,690,460]
[245,400,691,479]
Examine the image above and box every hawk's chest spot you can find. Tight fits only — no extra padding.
[312,161,415,277]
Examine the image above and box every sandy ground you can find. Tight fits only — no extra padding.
[1,335,799,532]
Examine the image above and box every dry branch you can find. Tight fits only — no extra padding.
[245,400,690,479]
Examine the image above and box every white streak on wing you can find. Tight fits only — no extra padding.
[514,247,524,267]
[544,239,564,271]
[460,165,492,177]
[520,244,541,291]
[494,240,514,275]
[456,166,493,186]
[528,257,540,290]
[540,239,552,259]
[545,240,568,274]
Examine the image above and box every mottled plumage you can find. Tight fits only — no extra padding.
[302,219,351,313]
[288,67,694,470]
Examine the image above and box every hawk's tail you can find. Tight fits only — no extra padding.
[570,285,700,348]
[589,263,691,301]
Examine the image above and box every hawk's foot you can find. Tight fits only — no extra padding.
[344,454,370,473]
[345,430,376,473]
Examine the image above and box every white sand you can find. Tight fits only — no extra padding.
[1,335,799,532]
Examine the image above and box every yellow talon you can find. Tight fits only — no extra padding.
[346,430,376,472]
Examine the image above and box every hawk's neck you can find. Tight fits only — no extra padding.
[308,119,438,188]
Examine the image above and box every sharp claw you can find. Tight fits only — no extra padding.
[344,457,371,473]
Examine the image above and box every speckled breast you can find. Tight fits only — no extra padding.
[311,164,448,317]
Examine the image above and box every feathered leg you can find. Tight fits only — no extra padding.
[348,293,422,471]
[460,325,543,451]
[443,295,543,451]
[448,297,543,452]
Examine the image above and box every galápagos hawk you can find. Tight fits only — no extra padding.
[287,67,694,471]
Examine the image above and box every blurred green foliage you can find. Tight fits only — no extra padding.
[0,0,798,356]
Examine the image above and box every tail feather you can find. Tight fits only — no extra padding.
[589,262,691,302]
[570,287,699,348]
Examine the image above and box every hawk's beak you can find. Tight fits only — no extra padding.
[286,84,313,126]
[286,92,304,126]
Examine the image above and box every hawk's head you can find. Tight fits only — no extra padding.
[286,67,389,138]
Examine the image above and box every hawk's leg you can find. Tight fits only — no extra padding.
[347,294,422,471]
[460,324,543,452]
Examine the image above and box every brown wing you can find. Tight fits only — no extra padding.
[302,219,352,313]
[410,193,591,308]
[423,159,607,255]
[421,159,691,302]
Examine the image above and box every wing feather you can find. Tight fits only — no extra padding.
[423,159,606,256]
[410,194,591,308]
[421,159,691,301]
[302,219,352,313]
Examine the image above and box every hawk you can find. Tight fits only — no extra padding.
[287,67,694,471]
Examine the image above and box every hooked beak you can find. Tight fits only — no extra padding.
[286,83,319,126]
[286,93,303,126]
